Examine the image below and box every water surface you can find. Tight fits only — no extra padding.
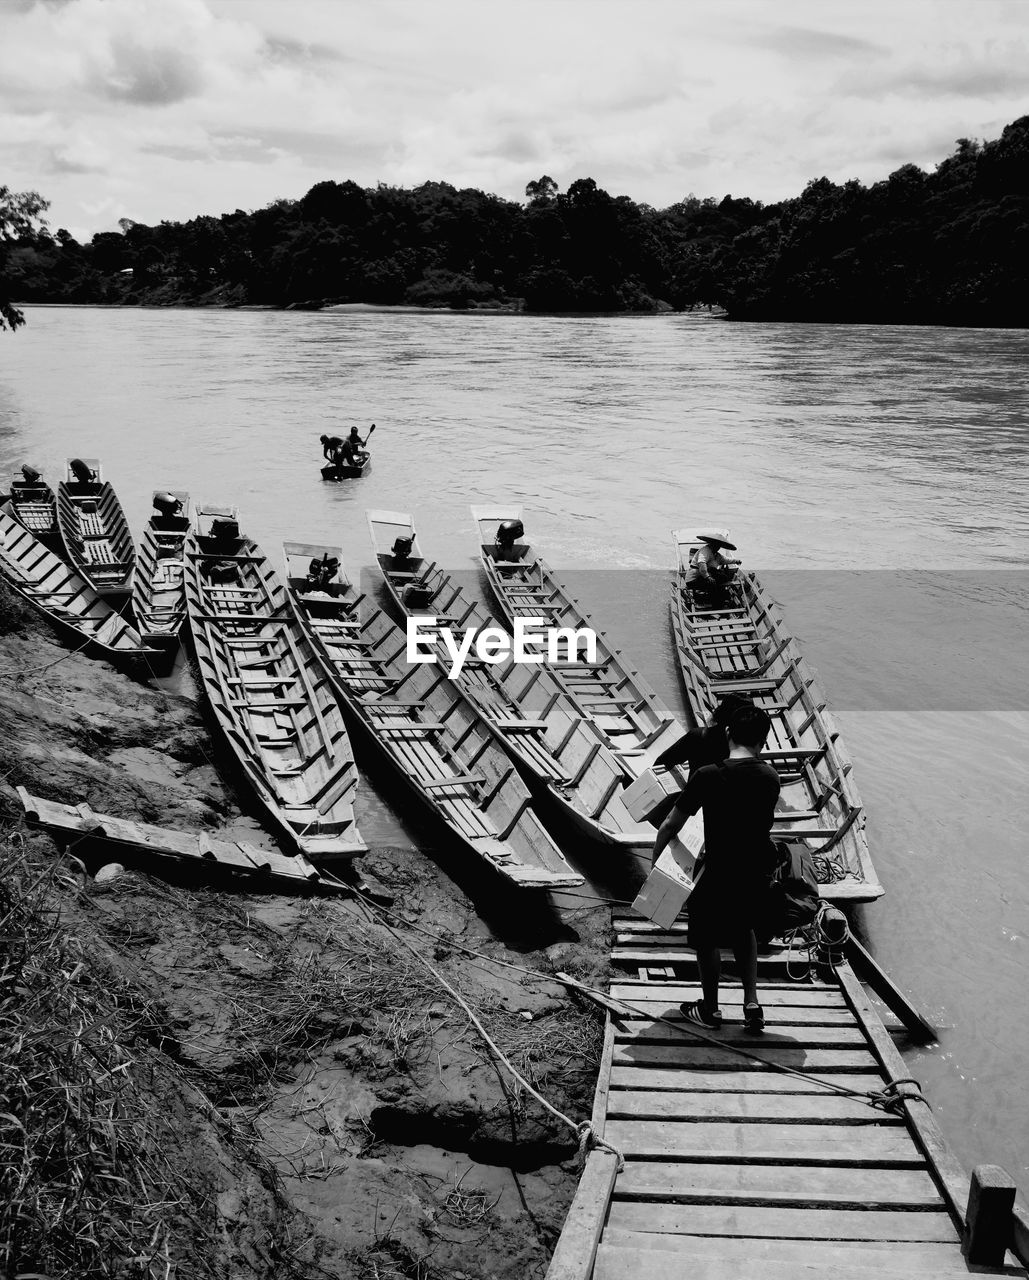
[2,306,1027,1184]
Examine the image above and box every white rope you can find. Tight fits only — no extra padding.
[356,899,625,1171]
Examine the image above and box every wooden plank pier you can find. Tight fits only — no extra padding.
[547,916,1029,1280]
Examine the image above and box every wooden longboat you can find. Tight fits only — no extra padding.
[0,504,160,666]
[321,452,371,481]
[670,528,881,903]
[183,507,365,863]
[471,506,684,772]
[7,466,58,545]
[56,459,136,598]
[367,508,432,613]
[366,514,658,851]
[283,540,585,889]
[133,490,191,652]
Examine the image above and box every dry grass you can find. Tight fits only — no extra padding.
[0,838,179,1279]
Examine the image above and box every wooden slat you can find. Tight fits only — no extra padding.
[609,984,846,1007]
[606,1200,960,1241]
[594,1243,970,1280]
[606,1091,902,1125]
[610,1043,880,1072]
[615,997,856,1025]
[599,1231,981,1272]
[614,1161,942,1207]
[603,1119,919,1164]
[607,1067,884,1096]
[612,1021,866,1048]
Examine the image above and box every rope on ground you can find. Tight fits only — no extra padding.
[350,888,920,1116]
[354,897,624,1172]
[0,632,94,681]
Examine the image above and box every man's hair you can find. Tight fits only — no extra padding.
[712,693,753,728]
[727,704,772,748]
[320,434,329,443]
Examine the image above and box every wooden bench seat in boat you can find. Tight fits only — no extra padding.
[422,774,486,791]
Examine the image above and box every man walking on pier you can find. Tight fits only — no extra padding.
[651,703,780,1031]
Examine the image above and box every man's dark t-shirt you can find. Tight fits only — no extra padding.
[674,756,781,942]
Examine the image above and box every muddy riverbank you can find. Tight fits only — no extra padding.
[0,588,609,1280]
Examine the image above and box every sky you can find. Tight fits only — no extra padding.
[1,0,1028,241]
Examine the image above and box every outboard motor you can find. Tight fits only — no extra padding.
[391,534,414,564]
[69,458,96,486]
[495,519,524,556]
[210,517,240,543]
[153,492,182,519]
[306,554,339,591]
[19,465,42,485]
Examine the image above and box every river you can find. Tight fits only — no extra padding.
[2,305,1028,1187]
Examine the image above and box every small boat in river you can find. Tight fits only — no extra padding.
[471,506,684,771]
[671,527,881,903]
[133,490,191,653]
[56,458,136,599]
[0,503,159,666]
[183,507,365,863]
[321,451,371,480]
[7,466,58,545]
[367,512,656,851]
[283,540,585,889]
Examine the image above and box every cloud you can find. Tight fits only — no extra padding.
[97,38,205,105]
[760,24,886,59]
[263,34,347,65]
[45,145,108,175]
[840,59,1029,101]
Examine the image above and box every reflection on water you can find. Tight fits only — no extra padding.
[2,306,1028,1183]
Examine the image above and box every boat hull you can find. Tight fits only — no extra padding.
[56,462,136,598]
[321,455,371,480]
[184,511,365,863]
[670,528,881,904]
[0,504,159,670]
[133,492,190,653]
[283,541,584,890]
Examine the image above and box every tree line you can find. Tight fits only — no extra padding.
[3,115,1028,325]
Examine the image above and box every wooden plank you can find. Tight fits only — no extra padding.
[606,1091,903,1125]
[614,1161,942,1208]
[835,962,971,1228]
[963,1165,1017,1266]
[590,1018,615,1137]
[845,935,938,1042]
[612,1021,866,1049]
[542,1150,617,1280]
[600,1230,981,1271]
[610,1042,880,1072]
[609,983,846,1007]
[608,1067,881,1095]
[614,997,856,1025]
[606,1201,960,1242]
[603,1119,920,1164]
[594,1243,973,1280]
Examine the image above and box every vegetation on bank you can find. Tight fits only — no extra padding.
[3,115,1029,323]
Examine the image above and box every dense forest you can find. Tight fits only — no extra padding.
[3,115,1028,325]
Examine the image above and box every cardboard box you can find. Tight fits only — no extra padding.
[622,766,682,823]
[630,812,704,929]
